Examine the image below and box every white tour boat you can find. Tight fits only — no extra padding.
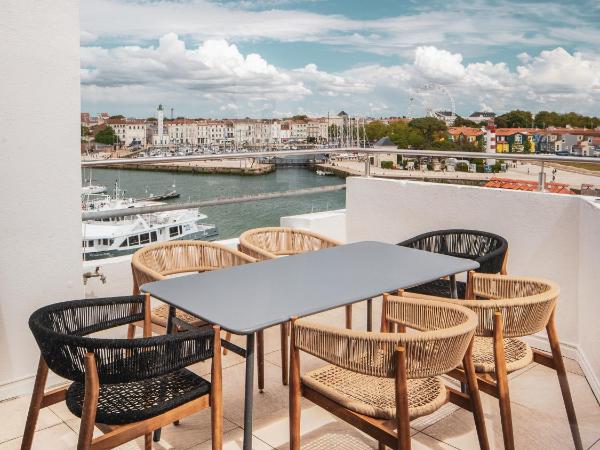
[81,187,218,260]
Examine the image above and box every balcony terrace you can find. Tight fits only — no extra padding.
[2,176,600,449]
[2,2,600,449]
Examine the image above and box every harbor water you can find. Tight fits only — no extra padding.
[85,168,346,239]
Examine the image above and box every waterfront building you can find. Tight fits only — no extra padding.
[469,111,496,122]
[107,118,148,148]
[447,126,485,145]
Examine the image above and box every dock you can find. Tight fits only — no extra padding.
[93,159,276,176]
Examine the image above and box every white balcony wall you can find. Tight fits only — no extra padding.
[577,199,600,396]
[281,210,347,242]
[345,176,600,398]
[0,0,82,399]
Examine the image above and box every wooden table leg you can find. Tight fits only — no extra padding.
[257,330,264,392]
[243,334,255,450]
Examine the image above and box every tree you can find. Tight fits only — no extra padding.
[364,120,388,141]
[146,117,157,122]
[109,114,125,120]
[94,126,118,145]
[453,116,479,128]
[495,110,533,128]
[408,117,447,143]
[534,111,600,128]
[291,114,308,121]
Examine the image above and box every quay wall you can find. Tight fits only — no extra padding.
[93,162,276,175]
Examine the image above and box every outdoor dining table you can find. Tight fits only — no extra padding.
[141,240,479,449]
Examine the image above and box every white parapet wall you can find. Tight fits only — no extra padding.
[280,209,347,242]
[346,176,600,399]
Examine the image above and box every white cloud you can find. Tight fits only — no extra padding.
[517,47,600,93]
[80,0,600,59]
[414,46,465,82]
[82,33,309,100]
[81,37,600,117]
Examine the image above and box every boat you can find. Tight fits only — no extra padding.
[81,184,108,195]
[81,169,107,195]
[315,170,334,176]
[81,183,218,260]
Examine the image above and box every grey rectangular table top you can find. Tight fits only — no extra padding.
[141,241,478,335]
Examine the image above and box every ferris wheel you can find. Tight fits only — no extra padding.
[406,83,456,119]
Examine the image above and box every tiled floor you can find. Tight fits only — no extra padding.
[2,303,599,449]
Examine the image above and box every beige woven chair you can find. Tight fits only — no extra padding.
[290,295,490,450]
[239,226,352,387]
[397,273,583,450]
[130,240,256,353]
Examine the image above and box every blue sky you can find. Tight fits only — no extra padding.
[80,0,600,118]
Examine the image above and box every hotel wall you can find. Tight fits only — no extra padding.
[0,0,83,399]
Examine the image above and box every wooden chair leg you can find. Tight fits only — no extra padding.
[144,433,152,450]
[127,324,136,339]
[546,311,583,450]
[345,305,352,329]
[281,322,289,386]
[257,330,265,392]
[211,326,223,450]
[380,294,388,332]
[77,353,99,450]
[463,339,490,450]
[395,347,411,450]
[21,357,49,450]
[289,318,301,450]
[222,331,232,355]
[493,313,514,450]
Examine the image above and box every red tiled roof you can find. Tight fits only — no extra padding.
[484,177,574,194]
[448,127,484,137]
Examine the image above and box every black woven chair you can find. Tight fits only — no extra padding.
[22,294,223,450]
[397,229,508,299]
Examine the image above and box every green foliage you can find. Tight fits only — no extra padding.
[456,162,469,172]
[291,114,308,121]
[364,120,388,141]
[524,139,532,153]
[533,111,600,128]
[408,117,448,142]
[380,160,393,169]
[494,110,533,128]
[146,117,157,121]
[81,125,90,137]
[109,115,125,120]
[94,126,118,145]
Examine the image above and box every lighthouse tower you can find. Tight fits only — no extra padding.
[485,119,497,165]
[157,104,165,146]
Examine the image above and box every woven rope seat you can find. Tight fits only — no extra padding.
[471,336,532,373]
[295,296,477,420]
[29,296,215,425]
[66,368,210,425]
[132,241,255,326]
[435,274,558,375]
[151,304,205,328]
[398,229,508,298]
[303,365,446,420]
[238,226,341,261]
